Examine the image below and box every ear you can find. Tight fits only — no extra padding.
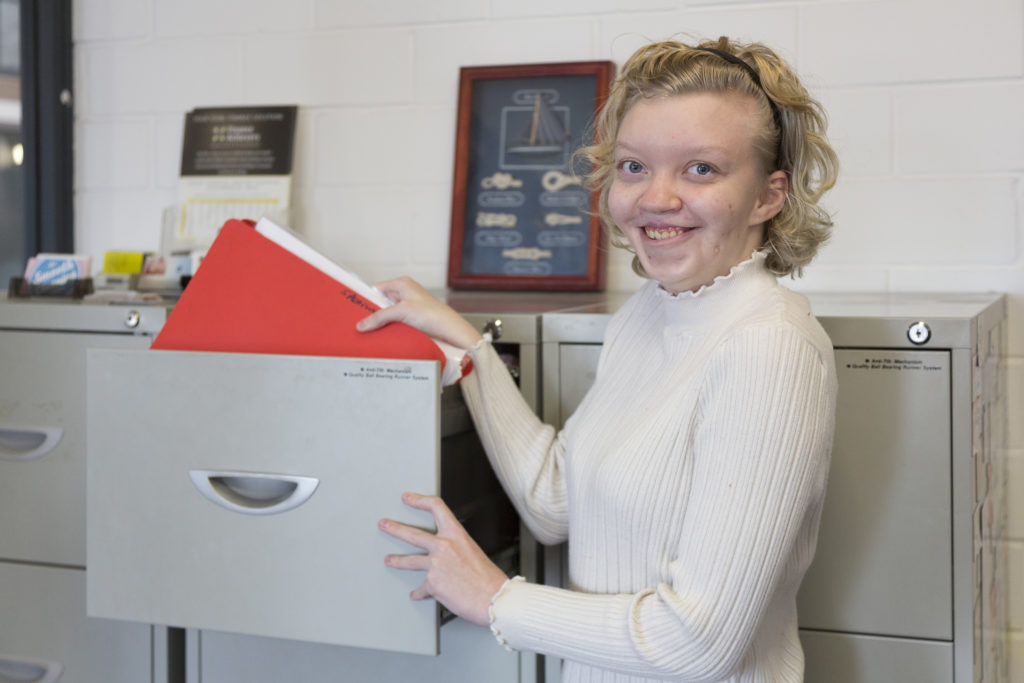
[750,170,789,225]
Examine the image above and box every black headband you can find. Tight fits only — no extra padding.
[694,47,783,161]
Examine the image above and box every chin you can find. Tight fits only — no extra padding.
[640,259,698,292]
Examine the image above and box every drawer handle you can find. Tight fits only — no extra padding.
[188,470,319,515]
[0,426,63,462]
[0,655,64,683]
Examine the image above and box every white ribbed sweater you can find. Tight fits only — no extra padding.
[460,253,837,682]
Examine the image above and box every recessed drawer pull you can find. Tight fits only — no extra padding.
[0,426,63,462]
[0,655,64,683]
[188,470,319,515]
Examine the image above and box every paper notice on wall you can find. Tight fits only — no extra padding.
[168,176,292,251]
[166,105,297,253]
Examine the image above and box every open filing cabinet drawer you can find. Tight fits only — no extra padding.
[86,348,513,656]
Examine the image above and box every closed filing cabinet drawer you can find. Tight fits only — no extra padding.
[191,620,520,683]
[0,562,155,683]
[87,349,447,655]
[802,631,953,683]
[0,330,152,566]
[797,348,953,639]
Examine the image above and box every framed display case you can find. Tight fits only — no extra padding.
[447,61,614,291]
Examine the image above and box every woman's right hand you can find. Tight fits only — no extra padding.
[355,276,483,350]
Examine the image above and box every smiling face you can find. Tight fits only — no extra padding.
[607,91,788,294]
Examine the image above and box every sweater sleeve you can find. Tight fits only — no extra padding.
[459,339,569,545]
[488,326,837,679]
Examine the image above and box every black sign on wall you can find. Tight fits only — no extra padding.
[180,105,297,176]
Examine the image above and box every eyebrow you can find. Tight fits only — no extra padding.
[614,139,732,158]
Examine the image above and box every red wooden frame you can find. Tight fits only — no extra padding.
[447,61,615,291]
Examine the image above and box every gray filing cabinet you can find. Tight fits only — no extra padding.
[0,297,173,683]
[85,291,602,683]
[540,292,1007,683]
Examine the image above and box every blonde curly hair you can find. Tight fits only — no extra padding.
[580,36,839,278]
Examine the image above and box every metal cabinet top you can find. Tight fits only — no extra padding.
[0,296,169,335]
[540,290,1005,350]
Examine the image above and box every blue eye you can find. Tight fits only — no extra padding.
[620,160,644,174]
[689,162,713,176]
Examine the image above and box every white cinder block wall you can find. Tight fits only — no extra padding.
[72,0,1024,674]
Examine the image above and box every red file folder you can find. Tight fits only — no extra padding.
[151,219,449,372]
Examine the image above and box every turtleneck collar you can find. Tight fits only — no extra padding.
[652,250,778,332]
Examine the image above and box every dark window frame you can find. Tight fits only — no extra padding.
[20,0,72,257]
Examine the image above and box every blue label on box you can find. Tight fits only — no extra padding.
[27,257,84,284]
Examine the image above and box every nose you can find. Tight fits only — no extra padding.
[638,173,683,213]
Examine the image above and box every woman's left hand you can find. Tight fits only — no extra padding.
[379,492,509,627]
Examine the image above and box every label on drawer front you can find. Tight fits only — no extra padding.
[843,354,945,373]
[343,364,432,383]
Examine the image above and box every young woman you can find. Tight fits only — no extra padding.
[360,36,840,682]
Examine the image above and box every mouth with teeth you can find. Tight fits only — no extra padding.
[643,225,699,240]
